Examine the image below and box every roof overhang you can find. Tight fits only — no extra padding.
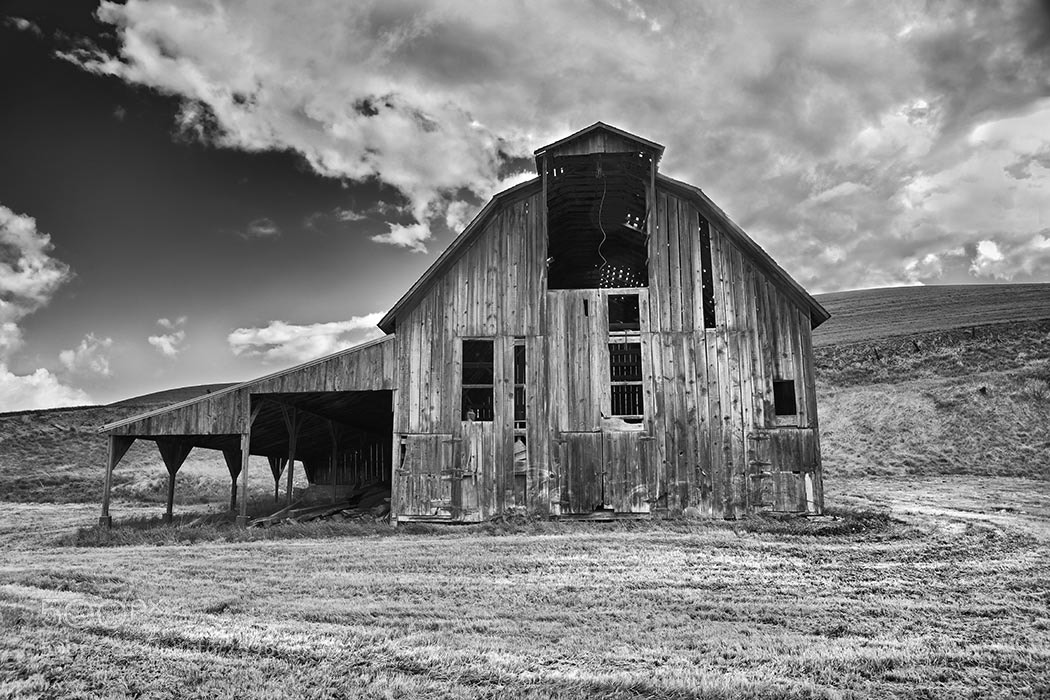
[657,174,831,328]
[378,177,541,334]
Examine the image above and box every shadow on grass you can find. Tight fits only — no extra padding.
[57,502,897,548]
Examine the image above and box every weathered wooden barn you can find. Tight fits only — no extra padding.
[99,122,830,526]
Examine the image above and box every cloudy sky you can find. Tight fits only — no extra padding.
[2,0,1049,410]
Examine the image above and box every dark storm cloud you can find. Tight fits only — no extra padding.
[58,0,1050,290]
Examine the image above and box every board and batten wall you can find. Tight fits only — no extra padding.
[391,180,822,521]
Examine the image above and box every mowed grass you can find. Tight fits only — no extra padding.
[3,283,1050,698]
[2,484,1048,700]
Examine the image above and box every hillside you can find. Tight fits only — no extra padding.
[107,382,235,407]
[1,283,1048,506]
[812,282,1050,346]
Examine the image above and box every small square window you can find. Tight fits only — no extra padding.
[608,294,640,331]
[773,380,797,416]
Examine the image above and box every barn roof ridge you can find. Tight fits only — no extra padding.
[98,334,395,434]
[532,121,665,169]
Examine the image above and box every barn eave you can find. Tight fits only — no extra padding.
[377,176,541,334]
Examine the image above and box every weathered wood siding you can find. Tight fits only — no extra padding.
[391,175,823,521]
[108,336,396,437]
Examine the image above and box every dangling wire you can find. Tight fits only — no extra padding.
[597,161,608,284]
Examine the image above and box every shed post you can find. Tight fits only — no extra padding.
[236,432,251,526]
[236,399,263,527]
[222,447,242,511]
[156,439,193,525]
[99,435,134,528]
[281,406,300,505]
[329,423,339,504]
[268,456,286,502]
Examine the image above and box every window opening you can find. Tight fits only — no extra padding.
[513,341,526,430]
[699,217,716,328]
[546,152,650,289]
[773,380,797,416]
[462,340,494,421]
[608,294,640,331]
[609,342,644,417]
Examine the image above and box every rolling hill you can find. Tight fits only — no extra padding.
[2,283,1048,505]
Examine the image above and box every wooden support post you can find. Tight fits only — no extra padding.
[236,432,251,526]
[329,423,340,504]
[236,400,263,527]
[281,405,300,506]
[99,435,134,527]
[268,456,286,502]
[156,439,193,525]
[222,447,242,511]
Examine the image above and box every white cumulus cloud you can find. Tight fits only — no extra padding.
[59,333,114,377]
[148,317,187,358]
[228,313,385,365]
[62,0,1050,289]
[0,204,91,410]
[0,366,92,411]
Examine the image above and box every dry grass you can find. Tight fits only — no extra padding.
[3,285,1050,697]
[1,482,1048,699]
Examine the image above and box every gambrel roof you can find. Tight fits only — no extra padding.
[380,122,829,332]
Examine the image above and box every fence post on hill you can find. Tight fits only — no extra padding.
[99,435,134,528]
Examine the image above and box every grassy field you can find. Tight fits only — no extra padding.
[2,283,1050,698]
[1,479,1048,699]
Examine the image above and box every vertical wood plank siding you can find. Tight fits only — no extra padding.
[389,179,821,520]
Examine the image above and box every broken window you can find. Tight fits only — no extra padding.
[773,379,797,416]
[546,153,650,289]
[513,341,526,429]
[608,294,641,331]
[609,342,644,417]
[462,340,494,421]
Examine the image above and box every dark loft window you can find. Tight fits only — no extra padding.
[462,340,494,421]
[773,380,797,416]
[609,342,644,417]
[699,216,716,328]
[514,341,526,429]
[608,294,641,331]
[546,152,650,289]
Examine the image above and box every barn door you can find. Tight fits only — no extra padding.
[603,432,651,513]
[456,419,494,521]
[396,434,453,518]
[558,432,603,513]
[558,431,651,514]
[750,429,819,513]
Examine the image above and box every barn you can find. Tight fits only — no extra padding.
[98,122,830,526]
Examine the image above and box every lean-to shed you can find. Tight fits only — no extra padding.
[99,122,830,525]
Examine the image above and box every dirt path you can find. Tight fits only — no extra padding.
[830,474,1050,540]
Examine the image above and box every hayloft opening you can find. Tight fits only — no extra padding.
[546,153,650,289]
